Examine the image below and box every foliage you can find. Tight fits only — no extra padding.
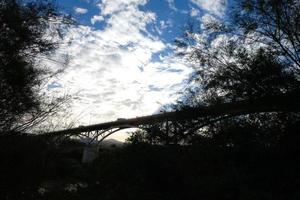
[0,0,70,133]
[0,134,86,199]
[126,125,174,145]
[126,129,150,144]
[175,1,300,104]
[90,143,300,200]
[131,0,300,145]
[1,131,300,199]
[233,0,300,70]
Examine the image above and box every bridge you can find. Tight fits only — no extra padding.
[48,91,300,145]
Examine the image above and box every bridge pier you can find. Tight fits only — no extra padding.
[82,144,98,163]
[81,137,99,163]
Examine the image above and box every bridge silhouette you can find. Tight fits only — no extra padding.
[48,91,300,145]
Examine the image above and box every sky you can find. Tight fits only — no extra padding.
[44,0,229,140]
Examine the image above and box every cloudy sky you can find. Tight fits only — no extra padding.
[45,0,229,140]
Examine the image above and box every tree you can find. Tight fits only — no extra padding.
[147,0,300,145]
[175,0,300,103]
[0,0,70,134]
[126,130,149,144]
[233,0,300,70]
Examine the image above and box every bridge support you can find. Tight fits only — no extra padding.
[82,144,99,163]
[80,127,130,163]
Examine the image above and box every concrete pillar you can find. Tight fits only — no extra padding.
[82,145,98,163]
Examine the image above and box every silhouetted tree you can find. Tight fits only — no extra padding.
[0,0,70,134]
[233,0,300,70]
[126,130,149,144]
[136,0,300,145]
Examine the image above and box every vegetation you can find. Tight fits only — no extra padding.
[0,0,70,134]
[1,137,299,200]
[126,0,300,145]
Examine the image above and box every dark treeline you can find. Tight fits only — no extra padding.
[0,0,300,199]
[1,137,299,200]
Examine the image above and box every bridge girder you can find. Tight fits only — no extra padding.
[47,91,300,145]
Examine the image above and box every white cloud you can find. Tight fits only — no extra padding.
[98,0,148,15]
[200,13,215,26]
[74,7,88,14]
[190,7,200,17]
[44,0,192,140]
[190,0,227,16]
[166,0,177,11]
[91,15,104,24]
[160,19,173,29]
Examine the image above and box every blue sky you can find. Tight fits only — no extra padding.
[45,0,229,140]
[57,0,228,43]
[60,0,191,42]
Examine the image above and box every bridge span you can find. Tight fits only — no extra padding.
[47,91,300,144]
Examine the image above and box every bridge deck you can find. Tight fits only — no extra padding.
[47,91,300,137]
